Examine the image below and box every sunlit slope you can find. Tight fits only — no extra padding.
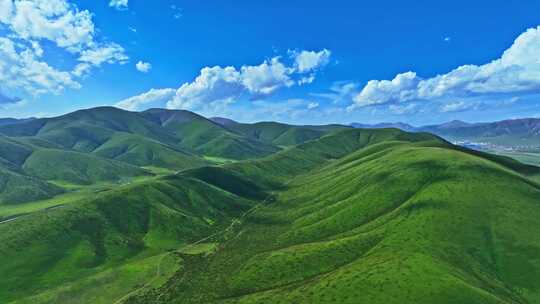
[0,107,208,169]
[128,130,540,304]
[141,109,279,159]
[91,133,208,169]
[225,121,350,146]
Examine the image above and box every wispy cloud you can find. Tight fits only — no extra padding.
[116,88,175,111]
[109,0,128,11]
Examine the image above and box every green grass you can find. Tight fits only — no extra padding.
[495,151,540,166]
[10,251,181,304]
[23,148,150,185]
[125,129,540,304]
[0,167,259,303]
[3,125,540,304]
[179,243,218,255]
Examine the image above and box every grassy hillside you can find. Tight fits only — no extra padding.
[0,136,64,204]
[0,167,63,205]
[123,129,540,304]
[91,133,208,170]
[0,172,261,304]
[23,149,150,185]
[2,112,540,304]
[226,121,349,146]
[142,109,280,159]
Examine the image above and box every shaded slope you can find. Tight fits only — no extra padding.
[0,167,63,205]
[0,136,63,204]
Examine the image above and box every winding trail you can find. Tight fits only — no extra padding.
[111,179,291,304]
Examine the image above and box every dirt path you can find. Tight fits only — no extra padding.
[0,217,19,225]
[111,180,289,304]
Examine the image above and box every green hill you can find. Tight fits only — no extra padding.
[126,129,540,304]
[0,167,63,205]
[2,112,540,304]
[23,149,150,185]
[141,109,280,159]
[91,133,208,170]
[225,121,349,146]
[0,170,261,303]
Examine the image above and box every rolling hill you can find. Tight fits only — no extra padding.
[125,129,540,304]
[0,107,351,204]
[1,126,539,304]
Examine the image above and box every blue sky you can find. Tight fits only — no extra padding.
[0,0,540,125]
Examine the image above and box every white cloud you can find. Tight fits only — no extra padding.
[116,88,175,111]
[439,101,472,113]
[307,102,319,109]
[291,49,331,73]
[0,37,80,95]
[167,66,244,110]
[136,61,152,73]
[312,81,359,104]
[166,50,330,111]
[78,43,128,66]
[389,103,419,114]
[240,57,294,96]
[170,5,182,19]
[0,0,127,96]
[1,0,95,51]
[109,0,128,10]
[351,72,419,108]
[351,26,540,111]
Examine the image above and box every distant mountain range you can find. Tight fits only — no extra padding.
[4,111,540,151]
[351,118,540,149]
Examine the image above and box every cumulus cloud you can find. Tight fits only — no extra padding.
[109,0,128,10]
[167,66,244,110]
[166,50,330,111]
[0,0,128,96]
[240,57,294,96]
[351,26,540,111]
[291,49,331,73]
[116,88,175,111]
[136,61,152,73]
[0,37,80,95]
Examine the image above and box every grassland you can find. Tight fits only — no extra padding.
[125,130,540,304]
[1,111,540,304]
